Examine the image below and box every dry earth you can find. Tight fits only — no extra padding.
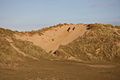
[0,59,120,80]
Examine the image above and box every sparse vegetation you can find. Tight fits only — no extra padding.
[0,23,120,68]
[13,39,51,59]
[0,28,15,37]
[58,24,120,63]
[0,37,23,68]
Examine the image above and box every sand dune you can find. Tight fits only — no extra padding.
[15,24,87,52]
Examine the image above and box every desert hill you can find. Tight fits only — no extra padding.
[0,23,120,68]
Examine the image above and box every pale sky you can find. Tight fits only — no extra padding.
[0,0,120,31]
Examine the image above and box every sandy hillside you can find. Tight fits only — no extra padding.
[15,24,87,52]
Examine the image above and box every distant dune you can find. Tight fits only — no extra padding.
[0,23,120,68]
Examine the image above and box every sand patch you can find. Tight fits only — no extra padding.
[88,64,115,68]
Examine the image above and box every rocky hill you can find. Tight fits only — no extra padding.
[0,23,120,68]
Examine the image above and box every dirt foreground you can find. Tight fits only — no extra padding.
[0,59,120,80]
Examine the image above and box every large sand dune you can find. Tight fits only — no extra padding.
[15,24,87,52]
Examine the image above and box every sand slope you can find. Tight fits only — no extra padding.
[15,24,87,52]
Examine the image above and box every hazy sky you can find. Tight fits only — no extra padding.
[0,0,120,31]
